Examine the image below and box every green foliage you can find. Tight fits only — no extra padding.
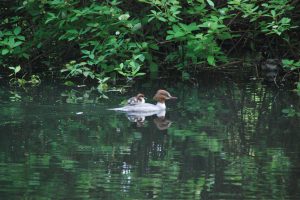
[0,0,299,86]
[96,76,110,93]
[50,2,149,85]
[282,59,300,93]
[282,106,300,117]
[9,65,21,77]
[0,26,26,57]
[282,59,300,70]
[142,0,182,23]
[115,54,146,79]
[8,65,41,87]
[228,0,296,35]
[276,61,300,113]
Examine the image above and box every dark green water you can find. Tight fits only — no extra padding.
[0,77,299,199]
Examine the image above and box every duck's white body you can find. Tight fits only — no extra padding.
[111,102,166,112]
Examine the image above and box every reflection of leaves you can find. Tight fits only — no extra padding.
[282,106,300,117]
[269,149,291,171]
[61,88,107,104]
[168,130,223,155]
[61,159,77,171]
[9,91,21,102]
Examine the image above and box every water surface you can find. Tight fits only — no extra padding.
[0,77,299,199]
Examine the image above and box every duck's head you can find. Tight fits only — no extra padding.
[153,90,177,103]
[136,93,146,101]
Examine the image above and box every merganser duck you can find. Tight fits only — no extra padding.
[127,93,146,105]
[110,90,177,112]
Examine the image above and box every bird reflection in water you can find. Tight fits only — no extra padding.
[125,110,172,130]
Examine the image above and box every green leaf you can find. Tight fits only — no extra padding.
[132,23,142,31]
[17,36,25,41]
[64,81,75,86]
[174,31,186,38]
[89,54,95,59]
[280,17,291,24]
[149,44,159,50]
[8,37,15,48]
[182,71,190,80]
[81,50,90,55]
[207,0,215,7]
[45,13,56,24]
[14,41,22,47]
[118,13,130,21]
[282,59,293,66]
[1,49,9,55]
[13,27,21,35]
[135,72,145,76]
[15,65,21,73]
[271,10,276,17]
[22,53,30,59]
[158,16,167,22]
[172,24,181,32]
[67,29,78,34]
[83,71,90,77]
[166,35,174,40]
[207,55,215,66]
[134,54,145,62]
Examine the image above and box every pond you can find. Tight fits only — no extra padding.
[0,75,299,199]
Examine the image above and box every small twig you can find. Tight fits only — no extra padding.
[273,76,279,88]
[226,32,248,56]
[255,63,259,78]
[216,60,243,69]
[281,70,297,82]
[227,12,241,27]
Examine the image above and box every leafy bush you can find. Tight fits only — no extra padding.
[0,0,299,87]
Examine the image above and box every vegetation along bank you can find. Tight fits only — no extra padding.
[0,0,300,92]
